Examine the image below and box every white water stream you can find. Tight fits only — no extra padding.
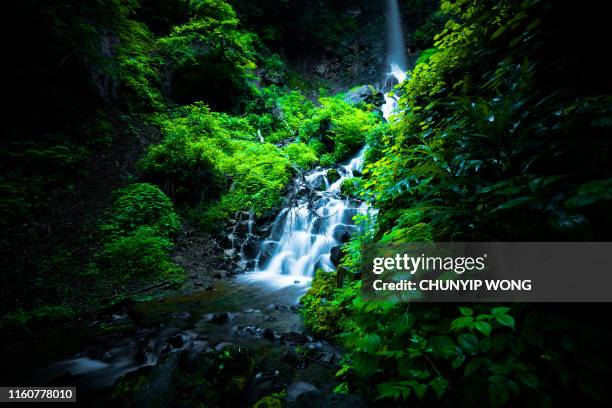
[242,0,408,289]
[242,147,369,288]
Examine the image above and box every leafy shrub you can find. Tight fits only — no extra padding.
[117,20,164,111]
[101,183,181,240]
[139,135,228,204]
[340,177,362,197]
[1,305,75,328]
[299,96,377,165]
[283,143,318,170]
[96,226,183,282]
[301,270,359,338]
[93,183,184,284]
[158,0,257,107]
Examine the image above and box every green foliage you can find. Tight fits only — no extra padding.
[140,101,311,229]
[340,177,362,197]
[300,270,359,338]
[282,143,318,170]
[306,0,612,406]
[92,183,184,283]
[252,391,286,408]
[117,20,165,111]
[95,226,184,282]
[415,48,438,66]
[299,97,378,165]
[101,183,181,240]
[1,305,75,329]
[158,0,257,106]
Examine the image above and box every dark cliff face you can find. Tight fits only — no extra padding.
[229,0,441,90]
[230,0,387,89]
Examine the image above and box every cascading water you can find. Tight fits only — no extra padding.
[242,0,408,288]
[382,0,409,121]
[242,147,369,288]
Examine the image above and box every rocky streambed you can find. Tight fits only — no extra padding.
[13,278,364,407]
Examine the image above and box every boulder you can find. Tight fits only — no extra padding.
[281,331,309,344]
[242,235,261,258]
[287,382,318,402]
[343,84,384,107]
[330,245,343,266]
[210,312,229,325]
[332,224,355,243]
[258,241,279,266]
[326,168,341,184]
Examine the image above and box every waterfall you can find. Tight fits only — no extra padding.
[242,148,369,288]
[382,0,408,121]
[386,0,408,78]
[240,2,408,287]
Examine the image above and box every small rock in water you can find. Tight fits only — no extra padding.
[210,312,229,324]
[281,331,309,344]
[294,280,300,284]
[287,382,318,402]
[214,342,234,351]
[262,328,277,341]
[171,311,191,320]
[167,334,184,348]
[318,351,334,364]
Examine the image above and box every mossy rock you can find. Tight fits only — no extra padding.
[113,346,254,407]
[340,177,362,197]
[326,168,341,183]
[253,396,282,408]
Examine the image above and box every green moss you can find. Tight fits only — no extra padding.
[340,177,362,197]
[1,305,75,329]
[283,143,318,170]
[327,168,340,183]
[101,183,181,240]
[298,96,377,165]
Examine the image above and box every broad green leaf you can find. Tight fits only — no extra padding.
[451,316,474,331]
[464,360,481,377]
[430,376,449,399]
[495,314,515,330]
[457,333,479,355]
[475,321,492,336]
[519,372,538,389]
[459,306,473,316]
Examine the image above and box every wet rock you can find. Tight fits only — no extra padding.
[211,312,229,325]
[219,234,234,249]
[267,304,290,311]
[235,220,253,235]
[281,331,309,344]
[263,328,277,342]
[340,208,359,224]
[343,84,385,107]
[242,235,261,258]
[330,245,343,266]
[235,325,262,338]
[326,168,341,183]
[168,333,185,348]
[215,342,235,351]
[311,217,325,234]
[318,351,334,364]
[332,224,356,243]
[213,269,229,279]
[293,391,368,408]
[287,382,318,402]
[259,241,279,266]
